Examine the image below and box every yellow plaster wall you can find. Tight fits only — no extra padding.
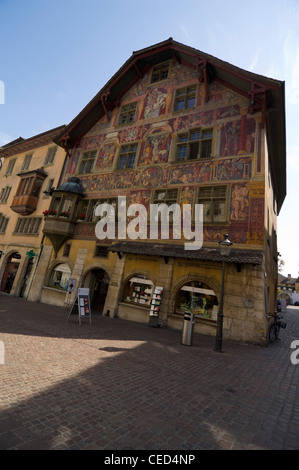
[0,144,66,248]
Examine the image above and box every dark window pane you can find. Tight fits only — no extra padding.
[128,155,135,168]
[189,142,199,159]
[178,145,187,159]
[175,100,185,111]
[119,156,127,169]
[187,97,195,108]
[190,131,200,141]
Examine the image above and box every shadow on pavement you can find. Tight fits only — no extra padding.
[1,293,299,450]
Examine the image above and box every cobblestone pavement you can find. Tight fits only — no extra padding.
[0,292,299,450]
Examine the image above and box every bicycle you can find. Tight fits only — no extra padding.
[267,312,287,343]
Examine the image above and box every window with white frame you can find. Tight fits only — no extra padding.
[151,61,170,83]
[118,102,137,125]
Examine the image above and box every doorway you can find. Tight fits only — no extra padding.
[0,252,21,294]
[90,269,110,315]
[19,258,34,298]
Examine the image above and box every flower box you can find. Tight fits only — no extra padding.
[43,209,57,216]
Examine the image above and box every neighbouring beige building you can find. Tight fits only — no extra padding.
[0,126,66,299]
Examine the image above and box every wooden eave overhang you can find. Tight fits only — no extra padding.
[0,125,66,159]
[53,38,286,213]
[108,241,264,266]
[16,167,48,179]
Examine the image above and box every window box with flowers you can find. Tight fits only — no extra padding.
[59,211,70,218]
[77,213,86,221]
[43,209,57,217]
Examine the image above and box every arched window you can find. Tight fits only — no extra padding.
[175,280,218,320]
[123,275,154,306]
[49,264,71,290]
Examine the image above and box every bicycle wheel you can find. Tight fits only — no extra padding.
[275,324,281,340]
[269,323,276,343]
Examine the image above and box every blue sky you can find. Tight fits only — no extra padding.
[0,0,298,277]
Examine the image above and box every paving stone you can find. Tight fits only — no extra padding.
[0,431,23,450]
[0,293,299,450]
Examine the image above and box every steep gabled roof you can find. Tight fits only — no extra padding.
[54,38,286,212]
[0,125,66,159]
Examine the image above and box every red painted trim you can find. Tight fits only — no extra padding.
[57,42,280,146]
[215,77,249,98]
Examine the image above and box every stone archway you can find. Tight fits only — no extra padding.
[0,251,21,294]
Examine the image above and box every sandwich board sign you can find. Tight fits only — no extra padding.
[67,287,91,325]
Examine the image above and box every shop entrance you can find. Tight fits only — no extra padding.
[0,252,21,294]
[90,269,110,315]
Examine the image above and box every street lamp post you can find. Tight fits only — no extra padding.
[215,233,233,353]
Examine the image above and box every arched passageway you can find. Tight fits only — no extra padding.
[0,252,21,294]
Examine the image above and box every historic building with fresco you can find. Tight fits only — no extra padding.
[5,39,286,345]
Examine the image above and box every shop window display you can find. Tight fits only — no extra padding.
[49,264,72,290]
[123,275,153,306]
[176,281,218,320]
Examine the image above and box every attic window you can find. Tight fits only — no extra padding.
[119,102,137,125]
[151,61,170,83]
[174,85,197,111]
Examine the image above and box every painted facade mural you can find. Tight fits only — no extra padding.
[65,61,264,247]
